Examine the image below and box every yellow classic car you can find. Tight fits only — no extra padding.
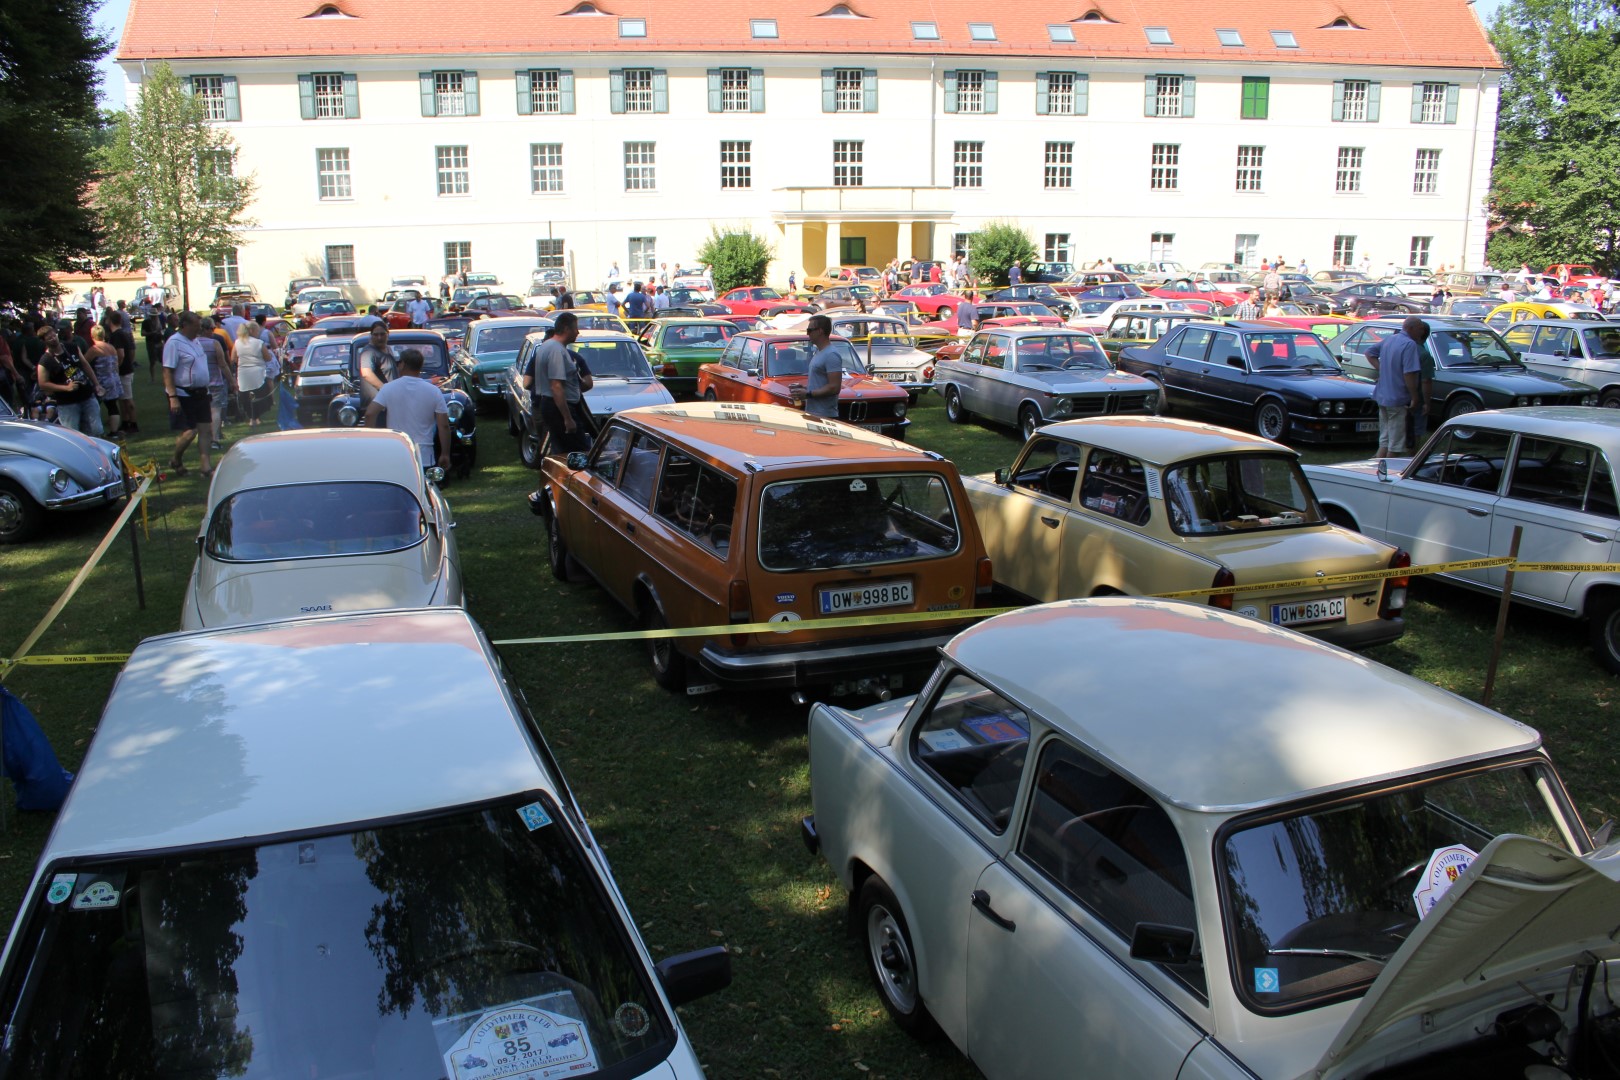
[1486,301,1606,329]
[962,416,1409,649]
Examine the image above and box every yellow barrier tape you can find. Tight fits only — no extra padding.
[2,654,133,668]
[1149,556,1517,600]
[494,606,1025,646]
[1513,562,1617,574]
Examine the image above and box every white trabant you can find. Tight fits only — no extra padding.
[803,598,1617,1080]
[0,608,728,1077]
[181,428,463,629]
[1303,407,1620,672]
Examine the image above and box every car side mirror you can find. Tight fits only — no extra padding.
[1226,356,1246,369]
[994,468,1008,485]
[1130,923,1201,966]
[424,466,446,484]
[656,945,732,1006]
[565,451,589,471]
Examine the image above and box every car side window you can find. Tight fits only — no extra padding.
[1170,327,1214,362]
[588,425,632,483]
[1503,325,1537,351]
[742,338,764,367]
[617,433,662,508]
[1507,437,1615,515]
[911,672,1032,834]
[655,449,737,554]
[982,338,1007,370]
[1009,437,1081,502]
[1409,426,1514,490]
[1207,331,1244,367]
[1532,326,1574,356]
[961,339,985,366]
[1079,451,1152,526]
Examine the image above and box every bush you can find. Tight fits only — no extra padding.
[966,222,1040,288]
[695,227,775,294]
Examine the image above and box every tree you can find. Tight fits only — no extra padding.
[966,222,1039,288]
[1486,0,1620,272]
[694,226,773,294]
[0,0,108,306]
[94,62,258,311]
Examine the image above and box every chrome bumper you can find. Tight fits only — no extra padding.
[45,477,128,510]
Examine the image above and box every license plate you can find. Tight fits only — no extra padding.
[1356,421,1378,432]
[1271,597,1346,626]
[877,373,906,382]
[820,580,913,613]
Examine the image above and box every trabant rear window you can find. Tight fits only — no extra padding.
[758,473,961,571]
[303,342,350,371]
[472,324,546,355]
[1163,454,1324,535]
[205,481,425,562]
[574,340,655,379]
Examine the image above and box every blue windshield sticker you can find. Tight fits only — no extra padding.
[45,873,75,905]
[1254,967,1280,994]
[518,802,552,831]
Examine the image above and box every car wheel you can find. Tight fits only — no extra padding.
[643,604,686,692]
[1600,388,1620,409]
[1019,404,1043,441]
[1145,376,1169,415]
[547,511,573,581]
[703,388,718,402]
[1588,593,1620,674]
[859,876,939,1039]
[1254,399,1288,441]
[519,421,540,468]
[937,305,954,319]
[943,386,968,424]
[1446,395,1481,419]
[0,480,42,545]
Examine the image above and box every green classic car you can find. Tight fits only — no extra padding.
[638,318,739,399]
[1096,310,1218,362]
[450,315,556,409]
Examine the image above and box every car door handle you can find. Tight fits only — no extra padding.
[971,889,1016,932]
[590,495,599,507]
[625,520,636,535]
[1583,530,1609,543]
[1466,506,1489,517]
[1040,516,1060,529]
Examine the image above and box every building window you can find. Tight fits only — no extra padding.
[1150,232,1174,262]
[953,141,984,189]
[624,141,656,191]
[325,244,356,282]
[833,140,863,187]
[1044,233,1071,264]
[623,68,654,113]
[952,232,974,259]
[629,237,657,272]
[312,73,345,118]
[1241,76,1269,119]
[1216,28,1244,46]
[751,18,777,37]
[435,145,470,196]
[956,70,985,113]
[208,248,240,286]
[618,17,646,37]
[299,73,356,120]
[198,149,232,205]
[1234,234,1259,267]
[719,68,751,112]
[1150,143,1180,191]
[444,242,472,276]
[1418,82,1449,123]
[435,71,467,116]
[720,140,752,189]
[833,68,864,112]
[1413,148,1440,195]
[1153,75,1183,117]
[1044,71,1077,115]
[530,69,563,113]
[1335,146,1363,193]
[1332,235,1356,267]
[1235,145,1263,192]
[1334,79,1380,122]
[316,148,351,199]
[190,75,230,121]
[1043,142,1073,189]
[530,143,563,193]
[1410,236,1433,268]
[536,239,566,269]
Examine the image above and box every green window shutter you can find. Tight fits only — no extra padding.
[1035,71,1049,115]
[1410,82,1425,123]
[1143,74,1156,116]
[1444,83,1459,124]
[821,69,836,112]
[342,72,359,118]
[983,71,998,113]
[559,71,575,114]
[945,70,959,113]
[420,72,437,117]
[1075,73,1089,116]
[463,71,480,115]
[861,69,876,112]
[707,69,723,112]
[516,70,533,115]
[1366,81,1381,122]
[1181,75,1195,117]
[297,73,316,119]
[1331,80,1345,121]
[609,69,626,113]
[751,69,765,112]
[222,75,240,121]
[652,70,668,113]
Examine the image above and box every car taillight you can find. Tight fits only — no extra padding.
[728,579,752,623]
[923,365,934,381]
[662,362,678,377]
[976,557,994,597]
[1380,549,1411,619]
[1210,567,1237,610]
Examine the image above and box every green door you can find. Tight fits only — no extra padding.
[839,237,867,265]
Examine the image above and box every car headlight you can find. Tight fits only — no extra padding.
[1052,398,1073,416]
[893,400,907,418]
[446,399,465,422]
[337,404,359,426]
[1318,400,1333,416]
[1533,396,1544,406]
[1514,397,1529,407]
[1335,400,1346,415]
[49,468,70,493]
[1584,393,1599,406]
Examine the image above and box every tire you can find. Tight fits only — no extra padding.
[1446,395,1481,419]
[643,603,686,692]
[1589,593,1620,674]
[1145,376,1169,415]
[519,420,540,468]
[943,386,968,424]
[703,388,718,402]
[858,877,939,1039]
[1254,399,1288,441]
[0,480,42,544]
[1600,388,1620,409]
[547,511,573,581]
[1019,404,1043,441]
[937,305,954,319]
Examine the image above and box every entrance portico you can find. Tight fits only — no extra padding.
[774,187,954,279]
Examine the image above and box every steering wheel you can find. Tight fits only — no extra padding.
[424,939,546,971]
[1384,858,1427,892]
[1044,461,1078,496]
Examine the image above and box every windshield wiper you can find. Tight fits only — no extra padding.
[1268,946,1391,964]
[1024,362,1058,371]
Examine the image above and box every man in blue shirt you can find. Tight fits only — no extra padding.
[1367,317,1429,458]
[623,282,651,322]
[1007,261,1023,286]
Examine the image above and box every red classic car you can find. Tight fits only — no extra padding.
[891,284,970,319]
[1151,278,1246,308]
[719,287,817,317]
[974,301,1065,329]
[696,331,910,440]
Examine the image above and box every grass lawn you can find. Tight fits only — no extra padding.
[1,385,1616,1078]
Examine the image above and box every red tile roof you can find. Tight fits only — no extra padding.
[117,0,1500,69]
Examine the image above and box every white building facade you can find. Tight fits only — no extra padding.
[115,1,1502,301]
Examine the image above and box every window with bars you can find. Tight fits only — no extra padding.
[956,70,986,113]
[530,69,562,113]
[1335,146,1363,193]
[629,237,657,272]
[1409,236,1432,268]
[953,141,984,188]
[1151,143,1180,191]
[1241,77,1269,119]
[191,75,229,121]
[1150,232,1174,262]
[436,145,470,196]
[1341,80,1369,122]
[1419,82,1448,124]
[1044,233,1071,263]
[530,143,563,193]
[536,239,566,269]
[720,141,752,189]
[316,148,351,199]
[1235,145,1263,192]
[623,69,654,113]
[1043,142,1073,189]
[325,244,355,282]
[312,73,345,118]
[1155,75,1183,117]
[833,69,864,112]
[435,71,467,116]
[444,241,472,275]
[624,141,656,191]
[209,248,240,286]
[1045,71,1077,115]
[833,140,863,187]
[718,68,752,112]
[1332,235,1356,266]
[1413,148,1440,194]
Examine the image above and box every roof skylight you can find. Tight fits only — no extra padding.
[618,16,646,36]
[1048,23,1076,41]
[1144,25,1172,44]
[911,20,939,39]
[751,18,778,36]
[968,22,996,40]
[1270,30,1299,47]
[1215,28,1243,46]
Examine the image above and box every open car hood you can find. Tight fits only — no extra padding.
[1310,835,1620,1079]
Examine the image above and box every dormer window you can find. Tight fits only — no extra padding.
[816,3,867,16]
[1323,16,1362,28]
[302,3,356,17]
[1075,8,1114,23]
[559,1,607,13]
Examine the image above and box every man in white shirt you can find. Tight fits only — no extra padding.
[407,295,431,327]
[366,348,450,466]
[652,286,671,311]
[161,311,215,475]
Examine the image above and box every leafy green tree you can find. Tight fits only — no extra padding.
[694,227,773,294]
[0,0,108,305]
[94,62,258,310]
[966,222,1039,288]
[1487,0,1620,272]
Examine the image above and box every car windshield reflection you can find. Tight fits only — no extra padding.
[1163,455,1324,535]
[1430,330,1517,367]
[575,340,656,379]
[473,324,550,356]
[1243,333,1339,371]
[758,473,961,571]
[1015,335,1112,371]
[206,481,426,562]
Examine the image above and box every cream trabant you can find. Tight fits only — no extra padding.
[963,416,1408,649]
[180,428,463,629]
[803,598,1618,1080]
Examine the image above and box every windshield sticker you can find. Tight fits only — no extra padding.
[1412,844,1478,918]
[613,1001,651,1039]
[45,873,75,905]
[443,1005,598,1080]
[517,802,553,831]
[963,714,1029,744]
[920,729,972,752]
[70,876,123,912]
[1254,967,1280,994]
[849,479,867,492]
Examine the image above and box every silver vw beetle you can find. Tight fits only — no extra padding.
[0,398,127,543]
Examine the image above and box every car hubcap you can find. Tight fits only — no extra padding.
[0,493,21,535]
[867,905,917,1011]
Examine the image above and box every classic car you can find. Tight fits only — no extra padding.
[1437,270,1508,297]
[536,402,992,695]
[383,294,444,329]
[291,286,344,316]
[1312,268,1369,285]
[824,313,938,400]
[211,282,259,307]
[891,284,969,318]
[450,315,555,407]
[462,271,500,289]
[1256,314,1359,340]
[505,330,676,466]
[935,329,1159,439]
[637,317,739,398]
[570,290,609,311]
[1438,295,1496,320]
[1118,320,1378,442]
[802,596,1613,1080]
[1487,301,1606,328]
[279,326,326,372]
[811,284,880,311]
[179,428,462,629]
[964,416,1409,645]
[531,266,569,290]
[307,297,358,319]
[1330,282,1431,318]
[972,301,1064,330]
[1095,309,1217,361]
[1064,297,1171,334]
[1268,282,1346,315]
[1387,274,1437,298]
[698,331,910,440]
[463,294,530,315]
[1150,278,1247,309]
[716,288,788,316]
[574,312,632,334]
[525,285,562,312]
[424,314,478,350]
[283,276,326,308]
[1,606,728,1076]
[1304,407,1620,670]
[449,287,493,307]
[1503,319,1620,406]
[664,290,724,312]
[1329,317,1598,418]
[1021,261,1077,283]
[804,265,882,293]
[1546,263,1608,287]
[984,285,1075,319]
[1055,275,1148,302]
[873,304,959,350]
[0,397,127,543]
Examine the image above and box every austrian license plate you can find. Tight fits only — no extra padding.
[877,373,906,382]
[1356,421,1378,432]
[820,580,913,614]
[1271,597,1346,626]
